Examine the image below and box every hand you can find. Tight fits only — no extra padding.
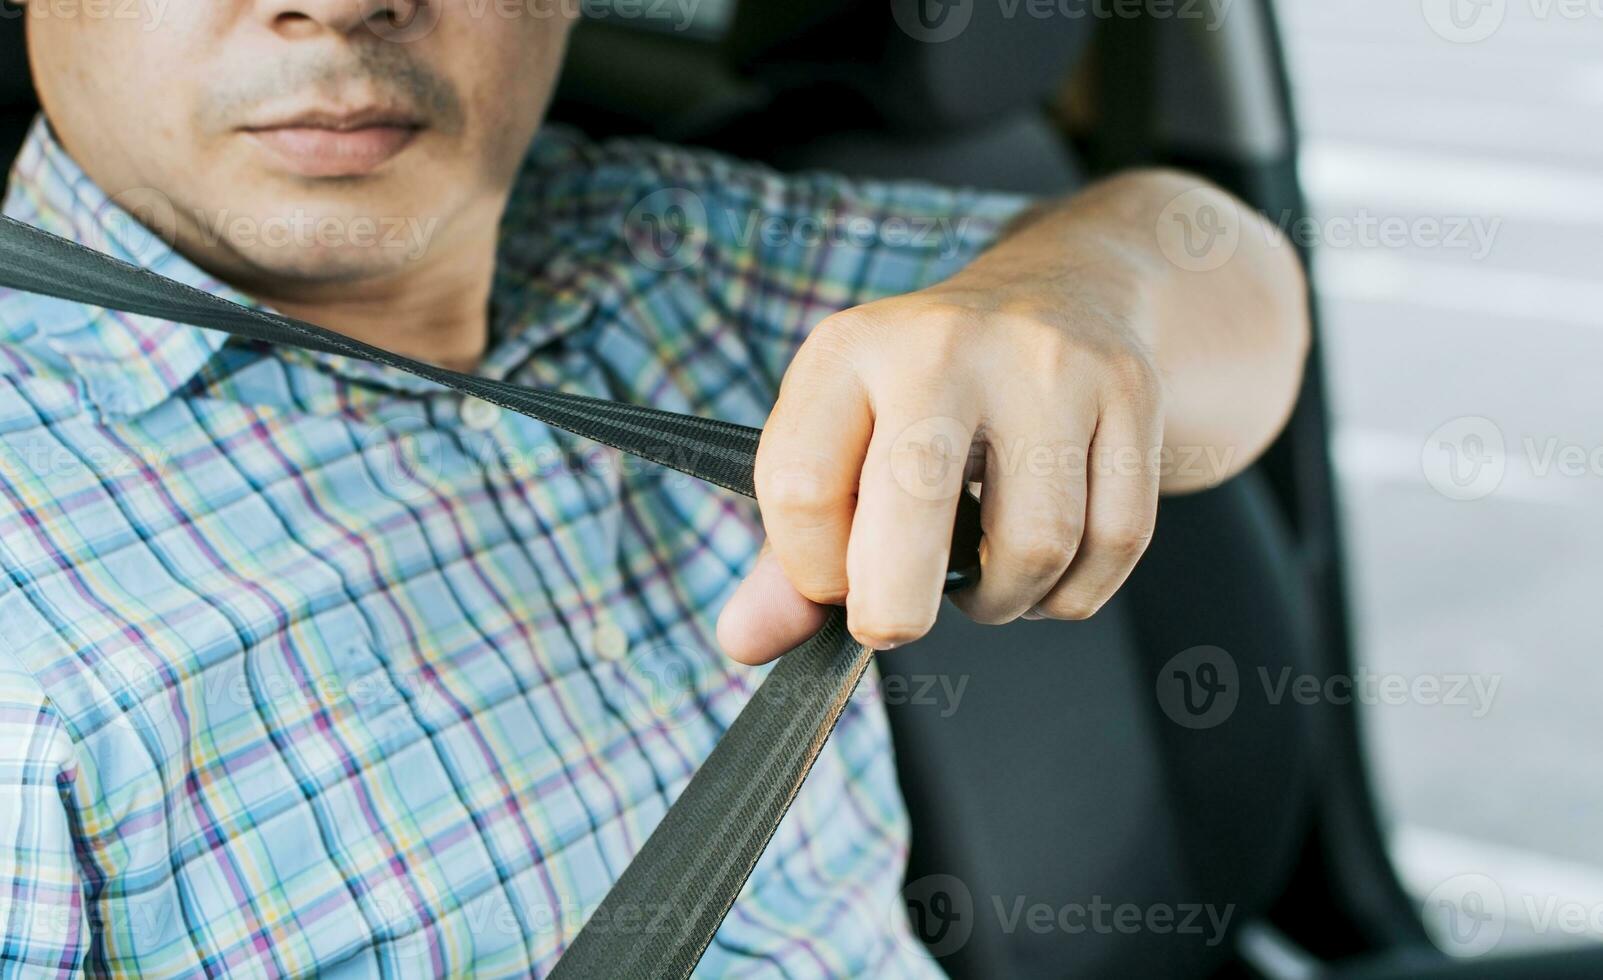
[714,171,1310,665]
[716,274,1165,664]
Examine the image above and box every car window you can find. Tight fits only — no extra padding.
[1281,0,1603,958]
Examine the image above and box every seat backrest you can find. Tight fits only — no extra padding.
[552,0,1088,195]
[640,3,1319,976]
[884,473,1315,979]
[0,7,33,187]
[712,0,1090,194]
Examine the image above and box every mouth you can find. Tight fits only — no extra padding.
[241,108,425,178]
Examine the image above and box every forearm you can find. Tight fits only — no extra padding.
[949,169,1311,493]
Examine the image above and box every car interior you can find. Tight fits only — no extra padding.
[1,1,1598,977]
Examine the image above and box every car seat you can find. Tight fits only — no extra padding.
[0,6,1319,976]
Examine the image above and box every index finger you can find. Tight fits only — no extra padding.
[846,405,981,649]
[753,336,872,605]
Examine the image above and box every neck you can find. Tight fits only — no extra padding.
[218,201,504,375]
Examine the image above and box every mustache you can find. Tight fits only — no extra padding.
[198,46,464,132]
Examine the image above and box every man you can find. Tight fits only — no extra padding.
[0,2,1308,976]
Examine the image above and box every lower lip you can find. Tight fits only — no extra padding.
[245,125,420,177]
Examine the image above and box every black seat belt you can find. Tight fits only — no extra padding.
[0,215,979,979]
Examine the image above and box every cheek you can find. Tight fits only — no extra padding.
[451,16,573,176]
[28,16,201,191]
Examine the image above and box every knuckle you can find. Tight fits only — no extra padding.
[788,324,859,382]
[1013,310,1072,351]
[964,305,1061,363]
[913,298,982,330]
[1101,347,1163,408]
[792,573,849,606]
[812,307,871,341]
[907,301,980,364]
[995,524,1080,577]
[755,461,845,529]
[1091,515,1156,562]
[958,596,1021,627]
[1039,589,1105,622]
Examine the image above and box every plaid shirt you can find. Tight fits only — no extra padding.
[0,117,1026,978]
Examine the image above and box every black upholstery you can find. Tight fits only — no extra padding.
[1339,946,1603,979]
[708,1,1084,192]
[629,6,1319,976]
[553,2,1084,195]
[885,474,1314,979]
[724,1,1094,133]
[0,6,30,186]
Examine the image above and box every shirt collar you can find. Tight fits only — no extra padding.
[1,116,254,419]
[1,116,591,420]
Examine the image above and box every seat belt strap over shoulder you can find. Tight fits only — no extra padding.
[0,216,980,979]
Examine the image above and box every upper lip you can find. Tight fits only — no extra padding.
[242,106,424,132]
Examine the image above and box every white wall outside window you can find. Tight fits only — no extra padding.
[1279,0,1603,957]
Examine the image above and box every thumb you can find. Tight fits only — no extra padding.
[717,545,832,666]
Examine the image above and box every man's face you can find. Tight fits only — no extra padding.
[22,0,575,286]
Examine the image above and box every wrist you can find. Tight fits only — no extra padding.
[937,219,1165,352]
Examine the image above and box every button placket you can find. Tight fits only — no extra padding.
[593,621,630,663]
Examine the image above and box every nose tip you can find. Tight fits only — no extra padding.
[265,0,431,41]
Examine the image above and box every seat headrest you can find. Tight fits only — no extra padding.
[725,0,1095,133]
[0,2,1093,132]
[1,7,32,112]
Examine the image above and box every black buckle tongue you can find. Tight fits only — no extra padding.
[943,488,983,593]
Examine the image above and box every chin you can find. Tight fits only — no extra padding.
[201,193,441,277]
[229,239,426,287]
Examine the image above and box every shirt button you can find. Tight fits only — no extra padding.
[460,397,502,432]
[594,622,630,662]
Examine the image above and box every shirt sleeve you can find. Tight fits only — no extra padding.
[0,660,89,977]
[608,139,1037,391]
